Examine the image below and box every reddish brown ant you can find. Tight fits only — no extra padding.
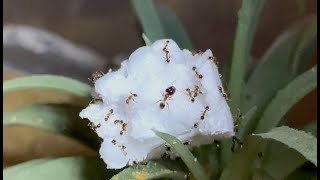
[159,86,176,109]
[200,106,210,120]
[89,97,103,104]
[120,123,127,135]
[126,92,138,105]
[162,40,170,63]
[218,86,230,100]
[111,139,117,145]
[114,119,124,125]
[193,122,199,128]
[88,71,104,83]
[192,50,203,56]
[193,85,202,97]
[186,85,203,102]
[88,122,101,131]
[105,109,114,121]
[186,88,195,102]
[208,56,219,66]
[192,66,203,79]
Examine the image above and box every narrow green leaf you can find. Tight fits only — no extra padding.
[260,141,307,179]
[131,0,166,42]
[4,156,114,180]
[142,33,152,46]
[3,104,101,150]
[4,104,78,132]
[301,120,317,136]
[222,0,265,169]
[154,130,209,180]
[156,5,194,50]
[111,161,186,180]
[227,0,265,114]
[242,16,316,113]
[255,126,317,166]
[291,16,317,76]
[3,75,92,100]
[254,66,317,133]
[219,136,267,180]
[237,106,258,140]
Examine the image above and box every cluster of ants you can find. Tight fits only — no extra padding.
[86,42,235,157]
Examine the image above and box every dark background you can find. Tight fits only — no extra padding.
[3,0,317,126]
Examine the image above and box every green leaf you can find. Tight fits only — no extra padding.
[154,130,209,180]
[222,0,265,169]
[255,126,317,166]
[237,106,258,140]
[3,75,92,100]
[291,16,317,77]
[242,16,316,113]
[219,136,267,180]
[131,0,166,42]
[254,66,317,133]
[142,33,152,46]
[4,156,115,180]
[3,104,101,150]
[227,0,265,114]
[111,161,186,180]
[301,120,317,136]
[4,104,78,132]
[260,141,307,179]
[156,5,194,50]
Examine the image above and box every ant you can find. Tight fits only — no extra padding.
[162,40,170,63]
[208,56,219,66]
[193,122,199,128]
[120,123,127,135]
[200,106,210,120]
[159,86,176,109]
[186,88,195,102]
[186,86,203,102]
[89,97,103,104]
[88,122,101,131]
[234,108,242,132]
[88,71,104,83]
[111,139,117,145]
[192,50,203,56]
[184,141,191,146]
[192,66,203,79]
[231,136,243,152]
[193,85,202,97]
[126,92,138,105]
[114,119,124,125]
[119,144,127,155]
[218,86,230,100]
[105,109,114,121]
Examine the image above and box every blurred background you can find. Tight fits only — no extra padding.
[3,0,317,166]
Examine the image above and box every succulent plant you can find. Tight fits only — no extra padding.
[3,0,317,180]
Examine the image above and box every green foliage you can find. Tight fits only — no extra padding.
[111,161,186,180]
[154,130,209,180]
[3,75,92,100]
[3,104,101,150]
[254,66,317,133]
[256,126,317,166]
[131,0,165,43]
[4,157,115,180]
[220,0,265,169]
[259,141,307,179]
[3,0,317,179]
[156,5,194,50]
[242,16,317,113]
